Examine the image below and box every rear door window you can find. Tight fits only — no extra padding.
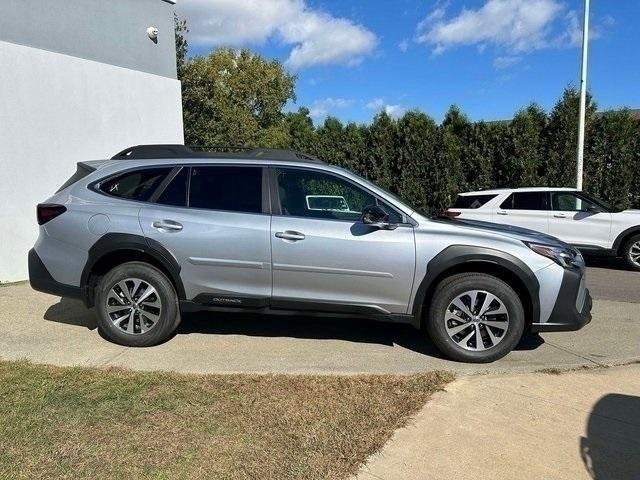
[500,192,549,210]
[98,167,173,201]
[452,194,497,209]
[188,166,263,213]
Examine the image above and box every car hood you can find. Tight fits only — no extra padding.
[430,216,571,248]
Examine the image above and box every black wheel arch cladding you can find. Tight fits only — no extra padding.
[412,245,541,325]
[81,233,186,306]
[613,226,640,254]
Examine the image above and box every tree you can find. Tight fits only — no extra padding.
[174,14,189,79]
[464,121,494,191]
[396,111,441,214]
[506,103,546,187]
[587,110,637,209]
[315,117,347,166]
[543,87,596,186]
[487,121,513,188]
[440,105,469,196]
[341,123,368,176]
[180,49,296,147]
[285,108,317,152]
[366,112,398,192]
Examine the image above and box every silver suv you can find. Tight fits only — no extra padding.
[29,145,592,363]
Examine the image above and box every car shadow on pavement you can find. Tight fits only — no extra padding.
[584,255,632,271]
[44,298,97,330]
[41,298,545,358]
[176,311,544,359]
[580,393,640,480]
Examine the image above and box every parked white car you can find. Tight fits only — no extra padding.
[447,187,640,271]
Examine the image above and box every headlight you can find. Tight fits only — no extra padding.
[525,242,582,268]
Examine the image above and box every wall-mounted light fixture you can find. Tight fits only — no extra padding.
[147,26,159,43]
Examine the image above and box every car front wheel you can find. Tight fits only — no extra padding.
[426,273,525,363]
[95,262,181,347]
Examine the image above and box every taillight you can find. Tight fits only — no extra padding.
[37,204,67,225]
[446,210,461,219]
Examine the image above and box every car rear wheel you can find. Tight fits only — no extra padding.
[426,273,525,363]
[95,262,181,347]
[622,234,640,271]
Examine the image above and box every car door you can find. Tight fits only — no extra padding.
[269,166,416,315]
[548,191,612,248]
[495,191,550,233]
[139,165,272,305]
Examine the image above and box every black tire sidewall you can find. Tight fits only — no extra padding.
[95,262,180,347]
[426,273,525,363]
[623,235,640,272]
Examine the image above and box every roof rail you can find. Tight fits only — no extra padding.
[111,144,324,164]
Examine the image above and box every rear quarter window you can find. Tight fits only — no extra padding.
[98,167,173,202]
[452,194,497,209]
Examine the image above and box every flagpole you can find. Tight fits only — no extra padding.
[576,0,590,190]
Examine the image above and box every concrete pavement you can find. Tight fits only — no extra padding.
[354,364,640,480]
[0,265,638,374]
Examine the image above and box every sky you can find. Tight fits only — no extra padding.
[176,0,640,124]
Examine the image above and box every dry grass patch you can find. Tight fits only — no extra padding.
[0,361,453,480]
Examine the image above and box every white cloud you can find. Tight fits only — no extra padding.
[493,55,521,69]
[366,98,406,119]
[416,0,565,54]
[398,39,409,53]
[553,10,606,48]
[309,97,352,120]
[366,98,385,110]
[177,0,377,69]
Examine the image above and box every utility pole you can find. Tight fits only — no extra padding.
[576,0,590,190]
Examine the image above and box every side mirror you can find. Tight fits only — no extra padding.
[361,205,398,230]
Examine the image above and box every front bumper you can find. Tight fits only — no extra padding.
[530,266,592,332]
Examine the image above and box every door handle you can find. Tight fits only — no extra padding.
[152,220,183,232]
[553,213,567,218]
[497,211,508,215]
[275,231,305,241]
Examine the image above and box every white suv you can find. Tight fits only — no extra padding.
[447,187,640,271]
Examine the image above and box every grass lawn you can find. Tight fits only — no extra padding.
[0,360,453,479]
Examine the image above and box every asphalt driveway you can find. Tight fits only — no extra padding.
[0,262,638,375]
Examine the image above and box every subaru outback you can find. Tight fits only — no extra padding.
[29,145,592,363]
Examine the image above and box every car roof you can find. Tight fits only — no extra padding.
[459,187,578,195]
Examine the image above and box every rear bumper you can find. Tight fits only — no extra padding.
[28,248,83,300]
[531,267,592,333]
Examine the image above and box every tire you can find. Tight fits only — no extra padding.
[622,234,640,272]
[95,261,181,347]
[425,273,525,363]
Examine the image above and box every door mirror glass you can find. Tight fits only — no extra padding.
[361,205,397,230]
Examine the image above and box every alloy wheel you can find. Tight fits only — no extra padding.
[444,290,510,351]
[105,278,162,335]
[629,241,640,268]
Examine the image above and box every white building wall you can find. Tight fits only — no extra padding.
[0,40,184,281]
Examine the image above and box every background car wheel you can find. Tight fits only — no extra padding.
[622,234,640,271]
[426,273,525,363]
[95,262,181,347]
